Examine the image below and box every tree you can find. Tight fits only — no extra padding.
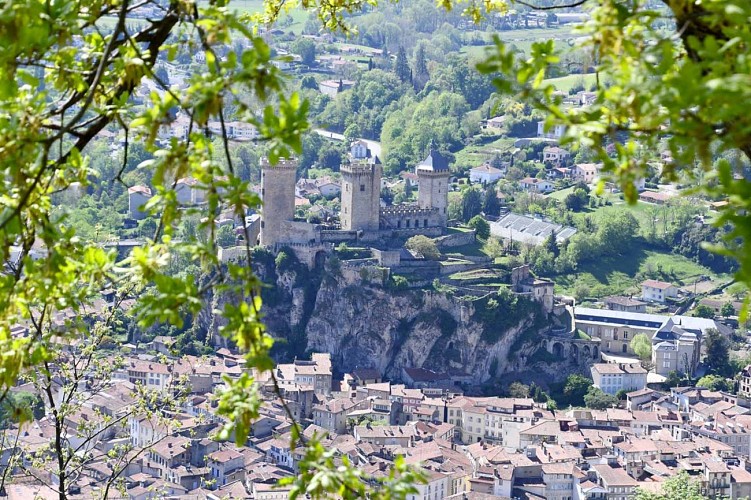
[705,328,731,376]
[664,370,684,388]
[630,334,652,362]
[291,38,317,66]
[461,188,483,222]
[728,282,747,301]
[584,387,619,410]
[483,185,501,217]
[301,75,319,90]
[216,224,237,248]
[543,231,559,258]
[468,215,490,240]
[635,471,706,500]
[721,301,736,318]
[413,43,429,90]
[560,374,592,407]
[694,304,715,319]
[695,374,732,392]
[405,235,441,260]
[394,46,411,83]
[508,382,530,398]
[403,180,414,200]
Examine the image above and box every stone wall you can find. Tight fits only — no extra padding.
[379,205,442,231]
[435,230,477,249]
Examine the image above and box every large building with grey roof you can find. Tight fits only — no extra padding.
[490,213,577,246]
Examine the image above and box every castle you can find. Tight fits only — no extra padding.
[257,147,451,265]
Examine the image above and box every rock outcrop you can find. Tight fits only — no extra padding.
[231,252,549,383]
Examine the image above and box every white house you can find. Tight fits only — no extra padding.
[207,449,245,488]
[591,363,647,395]
[350,140,370,159]
[226,121,258,141]
[543,146,570,165]
[316,178,341,197]
[487,115,506,129]
[537,121,567,140]
[407,468,450,500]
[128,185,152,220]
[641,279,678,303]
[470,164,504,184]
[573,163,601,184]
[519,177,554,193]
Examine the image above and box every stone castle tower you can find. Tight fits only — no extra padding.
[260,157,297,246]
[416,148,450,225]
[340,159,382,232]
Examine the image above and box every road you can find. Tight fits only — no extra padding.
[314,128,382,160]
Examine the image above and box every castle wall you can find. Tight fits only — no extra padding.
[372,249,401,267]
[434,231,476,249]
[340,162,382,232]
[320,230,359,244]
[379,206,443,231]
[260,158,297,246]
[278,220,319,245]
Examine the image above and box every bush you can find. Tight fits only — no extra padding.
[388,275,409,290]
[468,215,490,240]
[584,387,619,409]
[405,235,440,260]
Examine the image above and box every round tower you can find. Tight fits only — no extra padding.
[416,148,450,225]
[260,157,297,247]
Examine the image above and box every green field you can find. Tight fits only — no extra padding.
[542,73,599,93]
[453,137,516,170]
[461,26,580,59]
[551,241,728,298]
[100,0,308,31]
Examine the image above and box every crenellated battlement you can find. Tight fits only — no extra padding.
[341,163,376,175]
[261,157,298,170]
[380,206,437,217]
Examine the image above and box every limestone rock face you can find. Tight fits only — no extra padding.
[205,256,546,382]
[263,271,544,383]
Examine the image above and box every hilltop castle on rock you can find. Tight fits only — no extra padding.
[257,148,451,265]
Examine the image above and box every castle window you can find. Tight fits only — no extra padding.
[397,221,401,228]
[415,219,419,228]
[360,184,365,192]
[424,219,428,227]
[406,220,410,228]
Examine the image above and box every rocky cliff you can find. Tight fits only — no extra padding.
[210,250,550,384]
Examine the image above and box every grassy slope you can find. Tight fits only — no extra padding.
[542,73,599,93]
[461,26,579,59]
[552,240,724,297]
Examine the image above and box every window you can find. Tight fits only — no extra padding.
[424,219,428,227]
[406,220,410,228]
[415,219,419,228]
[360,184,365,192]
